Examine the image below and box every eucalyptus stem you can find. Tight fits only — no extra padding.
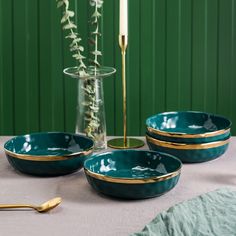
[82,0,104,140]
[56,0,87,75]
[89,0,103,67]
[95,3,98,66]
[56,0,106,147]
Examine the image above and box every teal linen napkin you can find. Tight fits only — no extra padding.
[131,188,236,236]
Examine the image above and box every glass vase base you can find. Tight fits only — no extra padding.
[64,66,116,151]
[93,141,107,151]
[107,138,145,149]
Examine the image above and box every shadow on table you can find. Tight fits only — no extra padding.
[55,171,153,204]
[55,171,107,204]
[0,160,27,179]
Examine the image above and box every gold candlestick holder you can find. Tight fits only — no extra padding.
[107,35,144,149]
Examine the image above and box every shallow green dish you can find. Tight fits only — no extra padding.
[146,111,231,144]
[4,132,94,177]
[146,134,230,163]
[84,150,182,199]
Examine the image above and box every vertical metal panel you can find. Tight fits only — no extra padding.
[140,0,155,132]
[229,0,236,134]
[39,0,64,132]
[166,0,181,110]
[192,0,218,113]
[13,0,39,134]
[204,0,218,113]
[0,0,236,135]
[126,0,141,136]
[0,0,14,134]
[178,0,192,110]
[218,0,236,134]
[102,0,116,135]
[153,0,167,113]
[192,0,207,110]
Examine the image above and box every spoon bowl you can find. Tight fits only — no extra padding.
[35,197,62,213]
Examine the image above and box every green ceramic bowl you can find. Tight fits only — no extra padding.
[146,111,231,144]
[4,132,94,177]
[146,134,230,163]
[84,150,182,199]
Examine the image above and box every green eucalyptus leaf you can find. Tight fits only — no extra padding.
[70,47,78,52]
[92,26,99,34]
[72,38,82,44]
[92,10,101,18]
[84,117,92,122]
[85,111,92,117]
[61,12,69,23]
[75,54,86,60]
[63,0,69,9]
[57,1,64,8]
[82,101,91,106]
[79,64,87,70]
[78,46,84,52]
[91,50,102,56]
[91,19,98,25]
[72,53,80,57]
[65,32,78,39]
[67,10,75,17]
[90,106,99,112]
[89,0,104,8]
[63,22,77,30]
[69,42,76,48]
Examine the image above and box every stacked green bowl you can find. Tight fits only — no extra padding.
[146,111,231,163]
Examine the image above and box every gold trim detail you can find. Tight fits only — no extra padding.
[84,167,181,184]
[4,148,93,161]
[147,126,230,138]
[119,34,128,146]
[146,135,230,150]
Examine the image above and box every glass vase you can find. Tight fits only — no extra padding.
[64,66,116,150]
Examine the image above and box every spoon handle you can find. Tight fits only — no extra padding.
[0,204,34,210]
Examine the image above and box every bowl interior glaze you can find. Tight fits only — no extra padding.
[146,111,231,135]
[84,150,181,180]
[4,132,94,157]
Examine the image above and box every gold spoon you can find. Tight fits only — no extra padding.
[0,197,62,213]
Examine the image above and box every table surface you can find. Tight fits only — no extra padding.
[0,136,236,236]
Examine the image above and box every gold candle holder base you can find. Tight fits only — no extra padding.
[107,138,144,149]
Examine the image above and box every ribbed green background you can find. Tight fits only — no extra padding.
[0,0,235,136]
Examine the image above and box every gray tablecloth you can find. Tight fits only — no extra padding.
[0,136,235,236]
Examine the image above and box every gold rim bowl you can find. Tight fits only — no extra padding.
[146,111,231,138]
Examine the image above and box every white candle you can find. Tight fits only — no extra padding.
[119,0,128,36]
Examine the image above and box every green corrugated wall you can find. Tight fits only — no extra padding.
[0,0,236,136]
